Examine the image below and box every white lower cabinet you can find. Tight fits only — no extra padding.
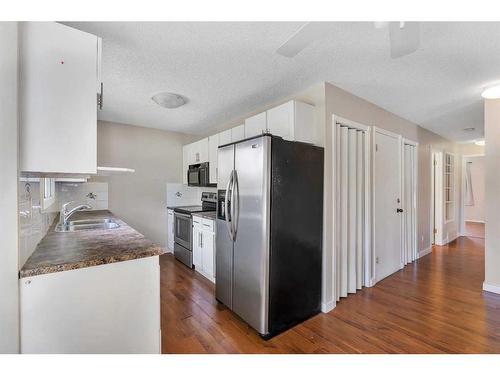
[167,209,174,252]
[19,256,161,353]
[201,230,215,277]
[192,216,216,283]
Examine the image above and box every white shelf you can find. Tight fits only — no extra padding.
[97,166,135,176]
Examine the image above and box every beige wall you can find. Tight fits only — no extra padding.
[93,121,196,247]
[0,22,20,353]
[322,82,459,306]
[458,142,485,156]
[484,99,500,289]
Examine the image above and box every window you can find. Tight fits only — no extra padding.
[40,177,56,211]
[444,153,454,222]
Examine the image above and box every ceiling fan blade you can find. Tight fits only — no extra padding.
[276,22,329,58]
[389,21,420,58]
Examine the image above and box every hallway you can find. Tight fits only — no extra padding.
[160,236,500,353]
[465,221,485,238]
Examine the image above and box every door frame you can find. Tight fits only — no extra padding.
[330,115,372,310]
[430,150,444,245]
[459,153,485,236]
[401,138,419,264]
[372,127,403,284]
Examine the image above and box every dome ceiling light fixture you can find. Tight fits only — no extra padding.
[152,92,187,109]
[481,84,500,99]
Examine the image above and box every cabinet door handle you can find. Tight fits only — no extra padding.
[97,82,103,110]
[200,232,203,248]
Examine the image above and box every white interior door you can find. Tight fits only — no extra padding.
[402,142,418,264]
[374,129,402,282]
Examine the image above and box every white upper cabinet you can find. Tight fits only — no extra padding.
[218,129,232,145]
[195,138,209,164]
[19,22,101,175]
[244,112,267,138]
[208,134,219,184]
[181,100,315,185]
[185,138,209,166]
[231,124,245,142]
[267,100,315,144]
[182,145,189,184]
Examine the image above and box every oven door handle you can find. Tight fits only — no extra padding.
[225,170,234,242]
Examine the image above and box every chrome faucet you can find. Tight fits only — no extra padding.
[59,201,92,226]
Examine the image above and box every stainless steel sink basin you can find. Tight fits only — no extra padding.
[55,218,120,232]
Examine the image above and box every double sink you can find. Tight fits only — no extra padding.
[55,218,120,232]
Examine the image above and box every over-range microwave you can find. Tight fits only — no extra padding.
[187,162,213,187]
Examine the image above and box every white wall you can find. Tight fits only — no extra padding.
[0,21,20,353]
[484,99,500,291]
[464,156,485,223]
[92,121,196,247]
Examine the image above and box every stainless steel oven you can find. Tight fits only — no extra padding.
[174,212,192,250]
[173,192,217,268]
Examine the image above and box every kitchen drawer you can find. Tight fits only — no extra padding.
[201,218,214,232]
[193,216,202,225]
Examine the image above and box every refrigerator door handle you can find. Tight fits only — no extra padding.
[225,170,234,241]
[232,170,240,240]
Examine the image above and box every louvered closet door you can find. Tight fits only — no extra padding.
[335,123,367,302]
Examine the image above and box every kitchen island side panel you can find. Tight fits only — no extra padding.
[20,256,160,354]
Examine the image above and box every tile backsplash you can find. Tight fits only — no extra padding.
[18,180,109,269]
[56,182,108,211]
[18,180,57,269]
[166,183,217,208]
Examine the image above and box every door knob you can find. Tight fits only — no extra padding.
[397,208,404,213]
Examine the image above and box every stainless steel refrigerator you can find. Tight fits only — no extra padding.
[216,134,324,339]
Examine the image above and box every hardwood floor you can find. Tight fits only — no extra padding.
[160,236,500,353]
[465,221,485,239]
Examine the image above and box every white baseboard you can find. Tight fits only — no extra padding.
[321,300,335,313]
[437,234,459,246]
[418,246,432,258]
[483,282,500,294]
[465,220,485,224]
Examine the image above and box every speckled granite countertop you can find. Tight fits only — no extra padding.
[20,210,164,278]
[191,211,216,220]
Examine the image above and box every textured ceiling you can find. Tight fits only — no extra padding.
[64,22,500,141]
